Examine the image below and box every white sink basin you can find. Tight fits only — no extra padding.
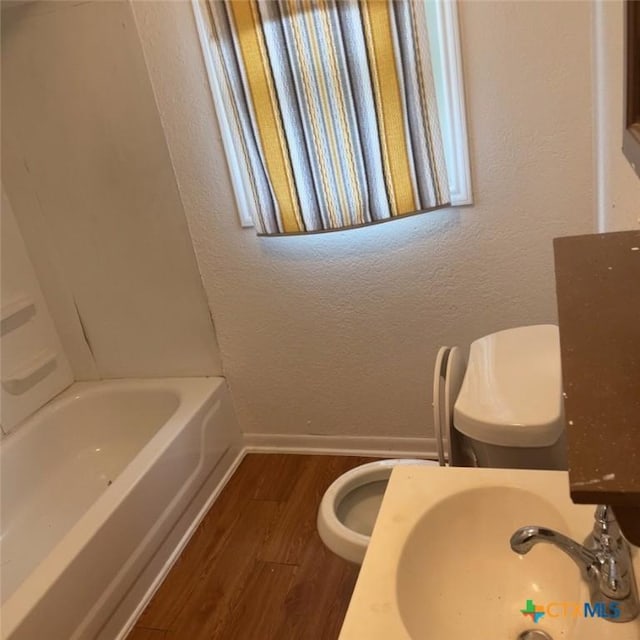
[339,467,640,640]
[398,486,580,639]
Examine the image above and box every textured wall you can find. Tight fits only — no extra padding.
[594,0,640,232]
[134,0,594,439]
[2,0,221,379]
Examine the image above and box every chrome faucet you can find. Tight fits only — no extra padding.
[510,505,639,623]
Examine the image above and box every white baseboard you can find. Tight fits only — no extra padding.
[243,432,438,460]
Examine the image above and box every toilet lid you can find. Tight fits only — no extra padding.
[433,346,470,466]
[453,325,563,448]
[432,346,449,466]
[443,347,469,466]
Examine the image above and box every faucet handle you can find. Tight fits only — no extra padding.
[585,505,635,600]
[585,505,625,552]
[600,552,632,600]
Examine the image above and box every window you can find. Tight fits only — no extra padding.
[623,0,640,177]
[424,0,471,206]
[193,0,471,230]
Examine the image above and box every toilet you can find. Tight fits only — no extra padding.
[449,324,567,470]
[318,324,566,564]
[317,458,437,564]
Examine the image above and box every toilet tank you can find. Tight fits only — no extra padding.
[453,325,566,470]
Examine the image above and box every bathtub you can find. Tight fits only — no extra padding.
[1,377,240,640]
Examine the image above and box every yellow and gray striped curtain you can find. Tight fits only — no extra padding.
[208,0,450,236]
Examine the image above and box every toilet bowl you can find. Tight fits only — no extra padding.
[317,458,437,564]
[319,325,565,563]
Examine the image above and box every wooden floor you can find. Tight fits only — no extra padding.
[127,454,373,640]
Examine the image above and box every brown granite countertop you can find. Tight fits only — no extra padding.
[554,230,640,541]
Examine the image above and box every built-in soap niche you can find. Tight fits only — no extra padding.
[2,349,59,396]
[1,190,73,434]
[1,293,59,395]
[1,295,35,336]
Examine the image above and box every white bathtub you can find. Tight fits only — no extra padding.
[0,377,240,640]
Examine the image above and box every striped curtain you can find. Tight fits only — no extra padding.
[207,0,450,236]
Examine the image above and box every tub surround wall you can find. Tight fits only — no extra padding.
[133,0,594,443]
[1,191,73,433]
[1,0,221,380]
[594,0,640,231]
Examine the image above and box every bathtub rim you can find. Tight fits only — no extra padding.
[1,376,225,638]
[0,380,182,459]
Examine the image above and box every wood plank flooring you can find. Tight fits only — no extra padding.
[127,454,373,640]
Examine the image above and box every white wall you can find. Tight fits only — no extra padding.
[132,0,595,442]
[1,0,221,380]
[594,0,640,232]
[1,190,73,432]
